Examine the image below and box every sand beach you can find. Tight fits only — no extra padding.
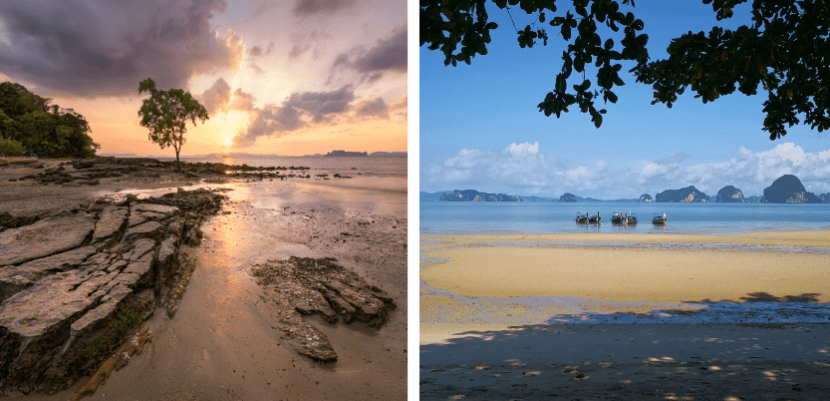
[421,231,830,400]
[1,157,406,400]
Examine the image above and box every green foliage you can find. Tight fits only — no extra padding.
[0,81,99,157]
[0,137,24,156]
[634,0,830,140]
[421,0,830,139]
[138,78,209,169]
[420,0,648,127]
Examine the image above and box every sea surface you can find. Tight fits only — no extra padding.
[119,155,407,216]
[421,201,830,234]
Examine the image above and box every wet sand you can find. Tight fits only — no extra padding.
[4,160,405,400]
[421,232,830,400]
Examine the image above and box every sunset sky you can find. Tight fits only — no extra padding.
[0,0,406,157]
[421,2,830,199]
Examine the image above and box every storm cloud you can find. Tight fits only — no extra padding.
[0,0,243,97]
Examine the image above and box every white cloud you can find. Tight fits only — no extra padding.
[422,142,830,198]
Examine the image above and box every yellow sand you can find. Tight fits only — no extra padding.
[421,231,830,304]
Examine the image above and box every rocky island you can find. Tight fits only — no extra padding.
[761,174,821,203]
[440,189,522,202]
[655,186,709,202]
[715,185,745,203]
[559,193,577,202]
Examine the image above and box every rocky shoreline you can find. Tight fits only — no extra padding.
[250,256,396,362]
[0,187,224,394]
[1,156,405,398]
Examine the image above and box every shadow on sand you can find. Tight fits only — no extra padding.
[421,294,830,400]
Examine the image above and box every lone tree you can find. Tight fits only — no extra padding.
[138,78,208,170]
[421,0,830,139]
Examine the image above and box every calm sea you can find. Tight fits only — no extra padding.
[421,201,830,234]
[178,154,407,193]
[121,155,407,216]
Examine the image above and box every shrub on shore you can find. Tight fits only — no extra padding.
[0,81,99,158]
[0,137,25,156]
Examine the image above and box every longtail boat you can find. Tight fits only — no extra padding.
[588,211,601,224]
[652,213,667,225]
[613,211,638,225]
[575,213,588,224]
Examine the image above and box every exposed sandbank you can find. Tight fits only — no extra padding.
[421,232,830,303]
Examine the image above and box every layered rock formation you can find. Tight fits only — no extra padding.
[655,186,709,202]
[715,185,745,203]
[638,194,653,202]
[0,188,224,394]
[250,257,395,362]
[440,190,522,202]
[760,175,820,203]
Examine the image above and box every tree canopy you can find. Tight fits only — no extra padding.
[0,81,99,157]
[138,78,208,170]
[420,0,830,139]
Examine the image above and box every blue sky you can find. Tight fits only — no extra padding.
[420,1,830,199]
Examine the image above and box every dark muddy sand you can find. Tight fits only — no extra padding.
[5,161,405,400]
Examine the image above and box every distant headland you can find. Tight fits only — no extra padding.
[422,174,828,204]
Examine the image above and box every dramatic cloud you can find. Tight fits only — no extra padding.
[284,86,355,123]
[234,104,306,147]
[330,25,406,83]
[198,78,232,116]
[351,25,407,74]
[423,142,830,198]
[0,0,243,97]
[293,0,356,16]
[230,86,361,147]
[354,98,389,119]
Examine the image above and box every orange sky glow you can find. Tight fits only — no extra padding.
[0,1,406,157]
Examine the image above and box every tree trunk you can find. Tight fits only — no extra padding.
[175,145,181,171]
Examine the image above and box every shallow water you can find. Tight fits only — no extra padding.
[422,201,830,234]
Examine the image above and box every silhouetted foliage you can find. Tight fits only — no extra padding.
[635,0,830,140]
[421,0,648,128]
[138,78,208,170]
[0,81,99,157]
[421,0,830,139]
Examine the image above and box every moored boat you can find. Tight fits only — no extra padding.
[652,213,667,225]
[575,213,588,224]
[588,211,600,224]
[613,211,637,225]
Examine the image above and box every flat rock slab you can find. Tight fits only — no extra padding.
[0,214,95,266]
[91,206,127,243]
[250,256,396,362]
